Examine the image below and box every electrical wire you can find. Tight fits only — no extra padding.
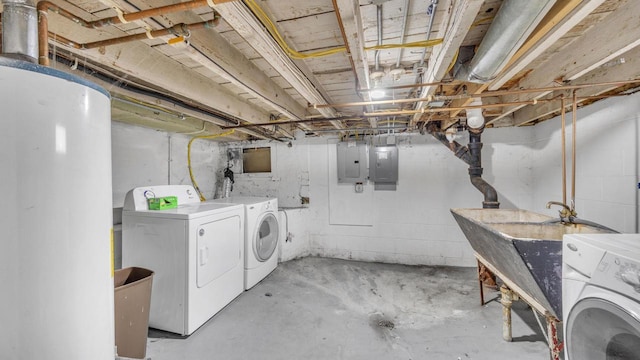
[188,129,235,201]
[244,0,442,59]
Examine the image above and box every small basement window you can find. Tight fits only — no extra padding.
[242,147,271,173]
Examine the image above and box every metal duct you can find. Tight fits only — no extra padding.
[1,0,37,62]
[456,0,555,83]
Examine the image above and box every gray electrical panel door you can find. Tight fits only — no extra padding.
[369,145,398,190]
[337,141,367,183]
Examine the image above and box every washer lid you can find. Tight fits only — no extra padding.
[124,202,243,220]
[254,212,279,261]
[566,297,640,360]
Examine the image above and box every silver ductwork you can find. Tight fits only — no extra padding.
[1,0,38,62]
[456,0,555,83]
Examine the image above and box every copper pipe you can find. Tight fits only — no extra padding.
[83,22,213,49]
[89,0,211,28]
[46,21,213,50]
[37,5,50,65]
[314,79,640,109]
[331,0,360,90]
[560,96,566,205]
[571,90,577,210]
[362,98,558,117]
[37,0,223,66]
[221,116,362,129]
[359,80,456,92]
[38,0,212,28]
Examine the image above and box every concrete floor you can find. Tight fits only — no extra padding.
[146,257,550,359]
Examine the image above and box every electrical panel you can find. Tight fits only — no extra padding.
[336,141,367,183]
[369,145,398,191]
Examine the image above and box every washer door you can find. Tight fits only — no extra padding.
[254,212,279,262]
[566,297,640,360]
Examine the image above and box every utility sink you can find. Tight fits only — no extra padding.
[451,208,614,319]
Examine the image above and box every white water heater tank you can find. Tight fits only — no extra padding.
[0,58,115,359]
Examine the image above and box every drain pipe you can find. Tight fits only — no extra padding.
[468,130,499,208]
[1,0,38,62]
[427,118,499,209]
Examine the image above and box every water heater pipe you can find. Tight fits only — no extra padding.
[1,0,38,62]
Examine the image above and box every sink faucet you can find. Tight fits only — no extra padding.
[546,201,577,222]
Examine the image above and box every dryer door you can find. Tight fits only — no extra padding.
[196,215,242,288]
[566,297,640,360]
[254,212,279,262]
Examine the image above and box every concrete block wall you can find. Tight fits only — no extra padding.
[531,92,640,233]
[231,129,534,267]
[111,122,227,207]
[110,92,640,268]
[111,122,227,268]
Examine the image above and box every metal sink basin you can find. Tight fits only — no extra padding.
[451,208,614,319]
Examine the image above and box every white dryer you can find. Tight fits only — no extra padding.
[122,185,245,335]
[210,197,279,289]
[562,234,640,360]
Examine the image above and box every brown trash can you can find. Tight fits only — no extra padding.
[114,267,154,359]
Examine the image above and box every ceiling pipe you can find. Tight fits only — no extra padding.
[394,0,410,69]
[49,21,216,50]
[374,4,383,72]
[2,0,38,62]
[331,0,360,89]
[455,0,555,83]
[419,0,438,68]
[36,0,225,66]
[321,79,640,108]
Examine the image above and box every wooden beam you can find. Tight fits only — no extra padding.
[512,45,640,125]
[489,0,604,91]
[411,0,484,125]
[213,1,344,129]
[443,0,600,129]
[334,0,376,128]
[178,30,308,120]
[497,0,640,122]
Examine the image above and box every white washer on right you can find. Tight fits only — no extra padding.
[209,197,279,289]
[562,233,640,360]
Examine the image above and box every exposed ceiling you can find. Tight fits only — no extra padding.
[4,0,639,141]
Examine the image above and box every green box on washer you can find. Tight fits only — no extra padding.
[147,196,178,210]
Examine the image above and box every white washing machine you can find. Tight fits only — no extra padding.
[563,234,640,360]
[122,185,245,335]
[210,197,279,289]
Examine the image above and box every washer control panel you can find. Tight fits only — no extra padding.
[592,252,640,298]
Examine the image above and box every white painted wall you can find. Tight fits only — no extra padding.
[111,122,227,268]
[112,122,227,207]
[531,92,640,233]
[111,93,640,268]
[232,128,535,267]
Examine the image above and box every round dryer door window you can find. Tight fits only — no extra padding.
[566,297,640,360]
[254,213,279,262]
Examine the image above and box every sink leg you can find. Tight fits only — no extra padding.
[546,316,563,360]
[500,285,513,342]
[477,260,485,305]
